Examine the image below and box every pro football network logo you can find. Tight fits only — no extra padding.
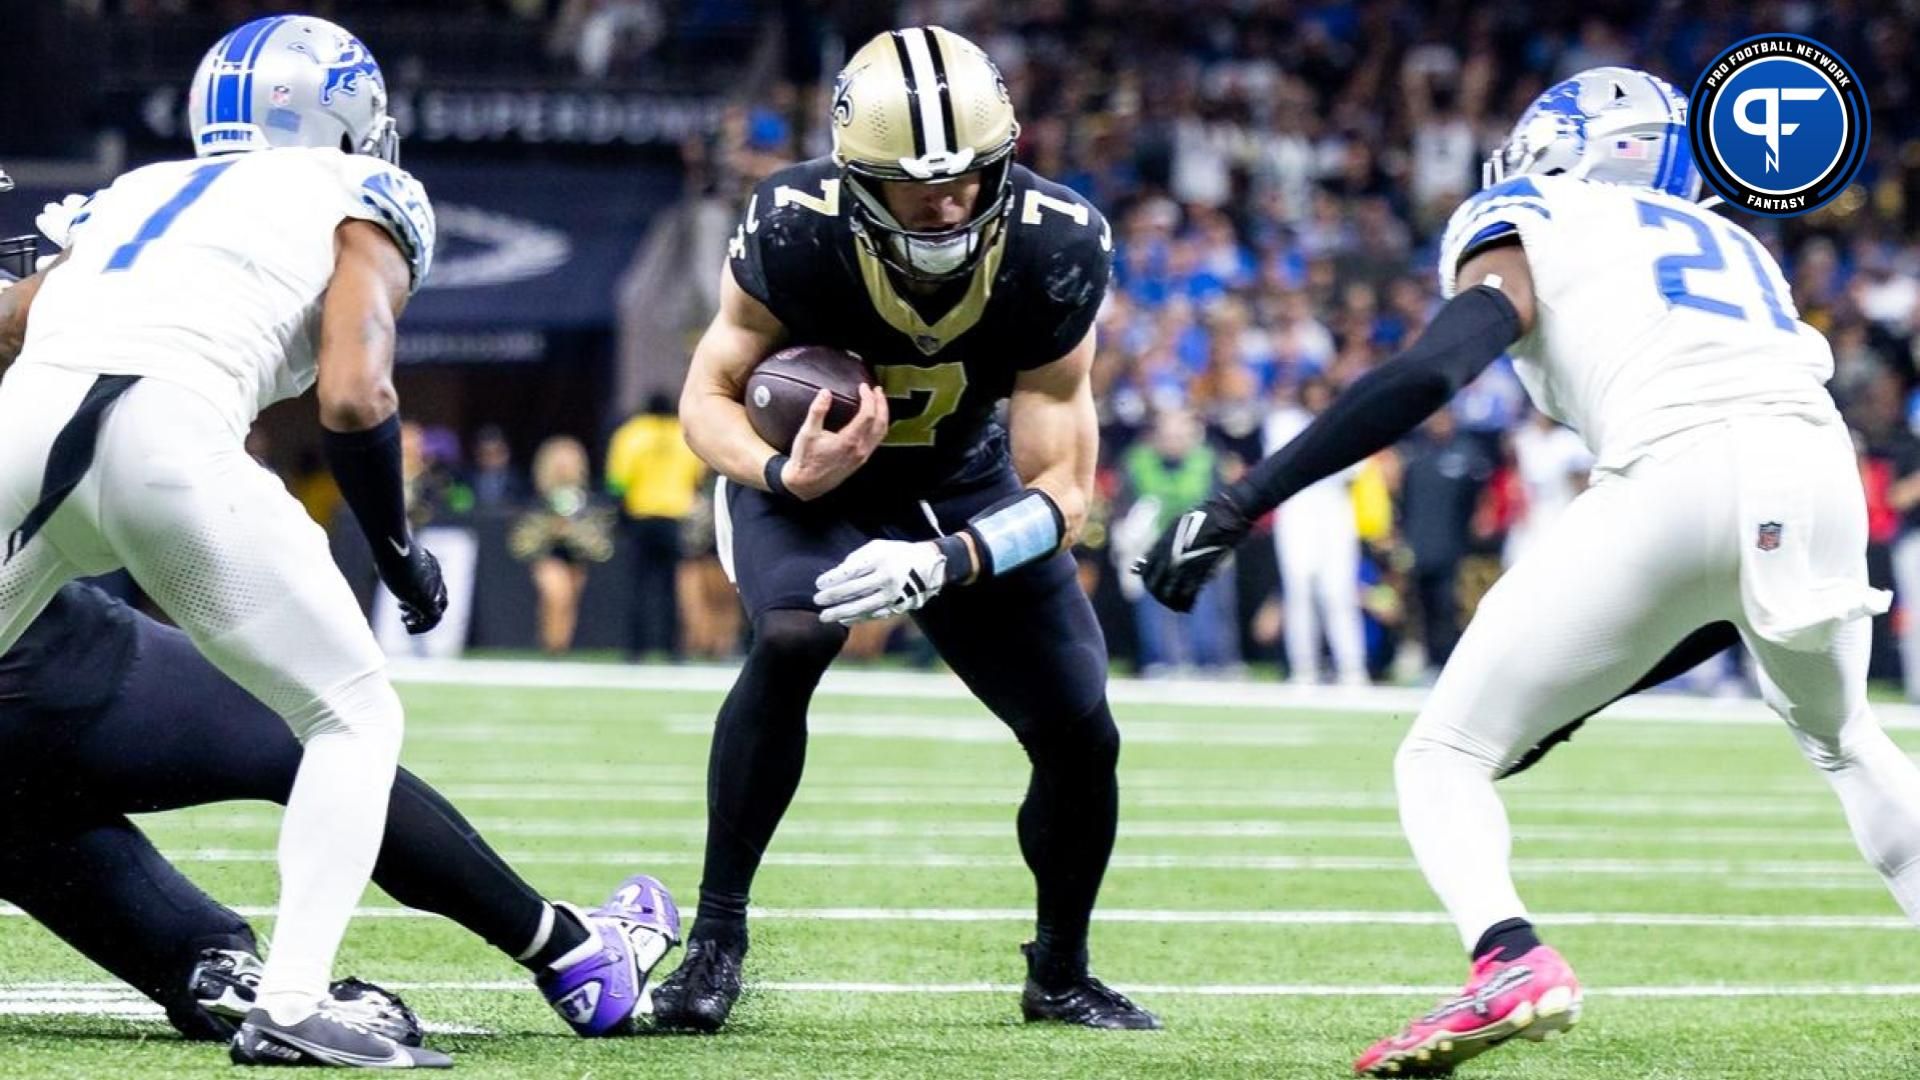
[1689,34,1868,216]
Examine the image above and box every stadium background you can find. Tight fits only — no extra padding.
[7,0,1920,681]
[16,5,1920,1079]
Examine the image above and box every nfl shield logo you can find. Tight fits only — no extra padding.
[1756,522,1784,552]
[270,85,292,107]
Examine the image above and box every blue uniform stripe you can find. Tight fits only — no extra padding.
[204,31,236,126]
[1465,197,1551,230]
[1639,72,1677,195]
[211,18,278,125]
[238,16,292,125]
[1464,221,1519,253]
[1469,176,1544,210]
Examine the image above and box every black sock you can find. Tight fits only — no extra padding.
[694,610,844,939]
[1017,700,1121,988]
[371,768,557,962]
[521,902,593,971]
[1472,917,1542,962]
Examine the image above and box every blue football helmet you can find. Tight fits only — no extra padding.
[1483,67,1699,201]
[186,15,399,163]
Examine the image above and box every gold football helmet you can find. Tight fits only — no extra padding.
[831,26,1019,282]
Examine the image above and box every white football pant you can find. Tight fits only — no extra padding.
[1394,415,1920,950]
[0,365,401,1022]
[1275,498,1368,686]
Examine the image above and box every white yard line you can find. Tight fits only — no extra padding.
[146,847,1881,883]
[0,990,490,1033]
[14,980,1920,1004]
[387,657,1920,730]
[407,783,1846,820]
[135,814,1864,852]
[2,905,1905,930]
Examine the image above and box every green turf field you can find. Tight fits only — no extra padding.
[4,668,1920,1079]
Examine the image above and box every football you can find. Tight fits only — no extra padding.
[744,345,876,453]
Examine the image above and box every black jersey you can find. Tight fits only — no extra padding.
[730,158,1111,499]
[0,583,138,714]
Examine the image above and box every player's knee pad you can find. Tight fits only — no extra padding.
[282,667,404,746]
[751,609,847,676]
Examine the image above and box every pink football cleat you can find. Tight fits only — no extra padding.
[1353,944,1582,1077]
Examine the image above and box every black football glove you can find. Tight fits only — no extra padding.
[1132,492,1254,613]
[377,542,448,635]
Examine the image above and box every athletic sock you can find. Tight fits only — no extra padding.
[518,902,595,972]
[1471,917,1542,962]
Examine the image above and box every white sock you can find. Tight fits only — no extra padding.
[255,718,400,1025]
[1817,725,1920,920]
[1395,733,1529,953]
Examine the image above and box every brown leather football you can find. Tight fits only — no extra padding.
[745,345,876,453]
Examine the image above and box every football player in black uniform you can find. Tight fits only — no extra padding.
[662,26,1156,1032]
[0,581,682,1043]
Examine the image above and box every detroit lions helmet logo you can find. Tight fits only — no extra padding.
[290,32,383,107]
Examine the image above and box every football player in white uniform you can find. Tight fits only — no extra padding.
[0,16,453,1068]
[1139,68,1920,1077]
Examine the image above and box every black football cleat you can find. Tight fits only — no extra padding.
[1019,942,1162,1030]
[650,933,746,1033]
[230,1006,451,1068]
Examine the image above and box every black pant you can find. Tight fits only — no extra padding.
[0,615,552,1035]
[623,515,683,658]
[1415,558,1462,669]
[699,466,1120,977]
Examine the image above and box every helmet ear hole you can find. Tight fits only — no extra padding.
[341,133,356,154]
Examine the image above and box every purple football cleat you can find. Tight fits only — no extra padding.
[536,876,682,1037]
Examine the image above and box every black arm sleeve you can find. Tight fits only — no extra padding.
[1226,284,1522,517]
[322,414,413,573]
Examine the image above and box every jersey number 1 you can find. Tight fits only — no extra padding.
[104,160,236,273]
[1635,201,1795,332]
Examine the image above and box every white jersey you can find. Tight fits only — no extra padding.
[19,147,433,434]
[1438,175,1837,473]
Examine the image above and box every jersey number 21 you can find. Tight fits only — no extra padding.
[1636,200,1796,332]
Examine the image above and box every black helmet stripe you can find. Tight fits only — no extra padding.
[889,31,929,158]
[922,29,960,159]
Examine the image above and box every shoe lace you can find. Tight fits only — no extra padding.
[1069,975,1140,1014]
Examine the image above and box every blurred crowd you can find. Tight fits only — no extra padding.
[683,0,1920,687]
[52,0,1920,688]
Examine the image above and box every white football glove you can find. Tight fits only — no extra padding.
[35,193,89,250]
[813,539,949,625]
